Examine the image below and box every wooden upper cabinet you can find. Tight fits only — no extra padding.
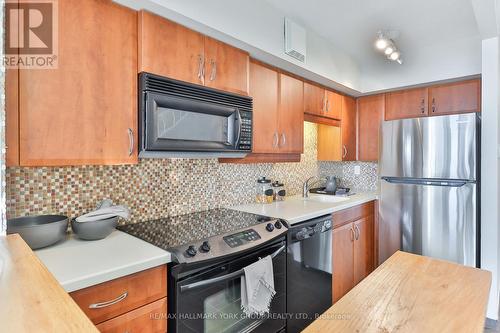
[304,82,324,116]
[19,0,138,166]
[138,11,205,85]
[333,222,355,303]
[324,90,342,120]
[278,73,304,153]
[385,88,428,120]
[357,94,384,162]
[317,124,342,161]
[204,37,249,95]
[341,96,356,161]
[353,216,375,285]
[6,68,19,166]
[429,79,481,116]
[249,61,279,154]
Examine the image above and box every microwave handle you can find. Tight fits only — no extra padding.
[235,109,242,146]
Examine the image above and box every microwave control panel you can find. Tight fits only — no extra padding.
[238,111,252,150]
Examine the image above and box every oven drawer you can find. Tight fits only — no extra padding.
[96,298,167,333]
[70,266,167,324]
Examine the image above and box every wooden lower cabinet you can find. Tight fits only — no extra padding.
[96,298,167,333]
[332,202,375,303]
[332,223,355,302]
[70,265,167,331]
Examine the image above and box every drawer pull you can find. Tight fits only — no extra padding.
[89,291,128,309]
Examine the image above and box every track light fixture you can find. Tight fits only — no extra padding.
[375,31,403,64]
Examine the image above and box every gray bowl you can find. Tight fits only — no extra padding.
[7,215,68,250]
[71,217,118,240]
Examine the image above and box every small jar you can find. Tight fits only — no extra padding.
[272,181,286,201]
[256,177,273,204]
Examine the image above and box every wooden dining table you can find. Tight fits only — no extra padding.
[303,251,492,333]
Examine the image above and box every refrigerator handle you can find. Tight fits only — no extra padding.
[381,177,468,187]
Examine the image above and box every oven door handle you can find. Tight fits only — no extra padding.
[180,244,286,293]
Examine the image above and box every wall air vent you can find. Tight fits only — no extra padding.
[284,17,306,62]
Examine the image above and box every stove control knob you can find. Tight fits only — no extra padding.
[266,223,275,232]
[200,241,211,253]
[274,220,282,229]
[185,245,197,257]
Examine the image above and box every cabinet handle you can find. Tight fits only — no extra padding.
[89,291,128,309]
[354,224,360,240]
[281,133,286,147]
[127,128,134,156]
[350,227,355,241]
[431,97,436,113]
[322,97,326,113]
[343,145,347,159]
[209,59,217,81]
[273,132,279,148]
[421,98,425,113]
[325,98,329,113]
[197,54,205,81]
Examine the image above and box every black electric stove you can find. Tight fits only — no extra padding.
[119,208,288,333]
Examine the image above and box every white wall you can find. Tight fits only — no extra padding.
[114,0,361,95]
[481,36,500,320]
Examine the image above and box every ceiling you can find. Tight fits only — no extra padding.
[264,0,482,89]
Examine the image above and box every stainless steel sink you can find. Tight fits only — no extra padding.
[305,194,350,203]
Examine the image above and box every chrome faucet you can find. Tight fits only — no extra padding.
[303,176,322,198]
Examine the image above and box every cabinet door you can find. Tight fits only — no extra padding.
[204,37,249,95]
[324,90,342,120]
[317,124,342,161]
[358,94,384,161]
[138,11,204,85]
[249,61,279,153]
[96,298,167,333]
[429,79,481,116]
[353,216,375,285]
[385,88,428,120]
[341,96,356,161]
[6,68,19,166]
[19,0,138,166]
[304,82,325,116]
[332,223,355,303]
[278,74,304,153]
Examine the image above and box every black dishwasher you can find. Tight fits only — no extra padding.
[286,215,333,333]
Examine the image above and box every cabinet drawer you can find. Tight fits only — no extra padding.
[96,298,167,333]
[332,201,374,229]
[70,266,167,324]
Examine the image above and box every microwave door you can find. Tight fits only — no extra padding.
[145,92,240,151]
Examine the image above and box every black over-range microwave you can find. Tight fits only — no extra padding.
[139,72,253,158]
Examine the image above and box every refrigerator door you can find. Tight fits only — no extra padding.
[380,113,477,180]
[379,178,476,267]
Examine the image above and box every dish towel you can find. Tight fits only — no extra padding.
[75,205,130,223]
[241,255,276,316]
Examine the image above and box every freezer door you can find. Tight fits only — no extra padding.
[380,113,477,180]
[379,178,476,267]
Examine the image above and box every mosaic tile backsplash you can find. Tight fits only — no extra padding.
[6,122,378,223]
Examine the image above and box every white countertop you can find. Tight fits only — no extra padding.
[35,230,171,292]
[231,191,378,224]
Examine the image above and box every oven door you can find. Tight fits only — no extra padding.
[144,92,242,152]
[171,241,286,333]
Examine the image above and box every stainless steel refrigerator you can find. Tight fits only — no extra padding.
[379,113,479,267]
